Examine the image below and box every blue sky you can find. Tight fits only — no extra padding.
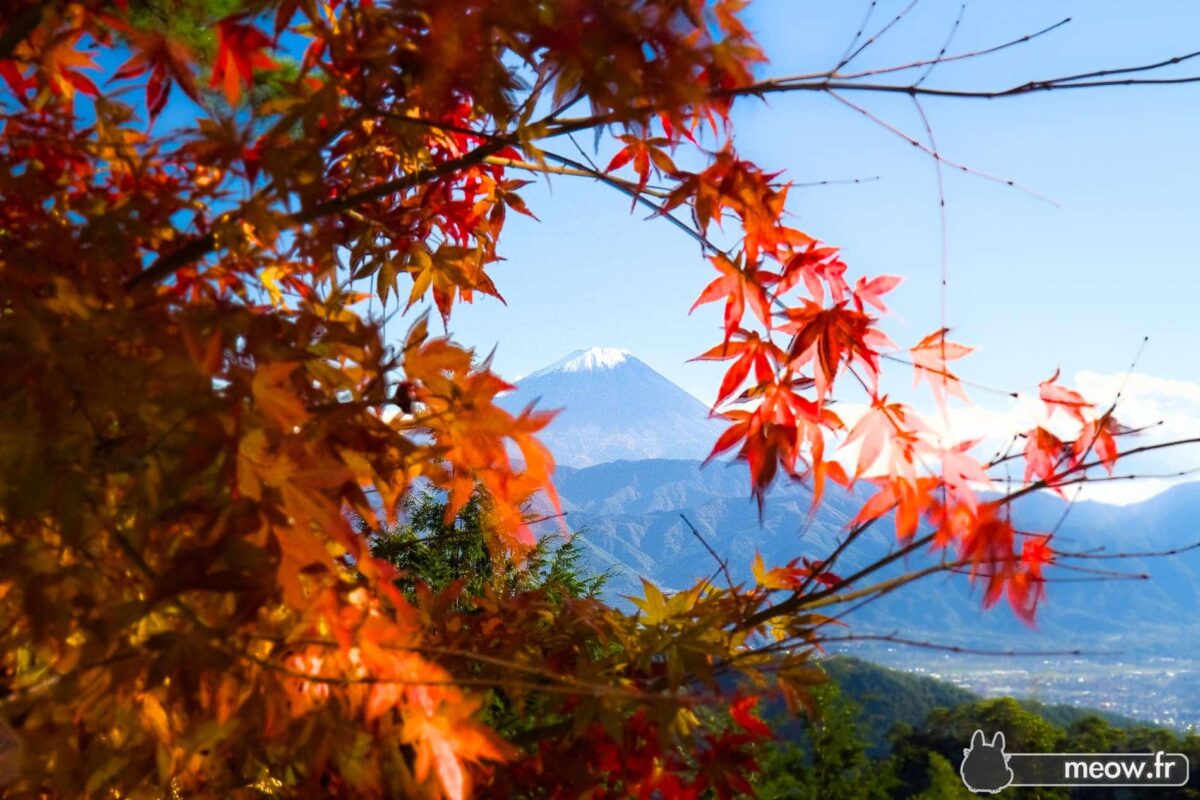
[418,0,1200,499]
[439,0,1200,395]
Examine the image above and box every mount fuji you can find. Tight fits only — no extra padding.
[499,347,723,468]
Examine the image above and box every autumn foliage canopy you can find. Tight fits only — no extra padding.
[0,0,1179,796]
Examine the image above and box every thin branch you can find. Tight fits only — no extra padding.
[125,138,508,290]
[485,155,671,198]
[826,90,1057,204]
[792,175,881,188]
[1053,538,1200,561]
[834,0,879,72]
[916,2,966,87]
[680,514,737,593]
[798,560,964,611]
[738,49,1200,101]
[841,17,1071,81]
[818,632,1092,658]
[839,0,922,71]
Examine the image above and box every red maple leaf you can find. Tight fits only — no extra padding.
[211,16,275,106]
[692,330,784,406]
[112,29,199,118]
[605,134,676,204]
[770,243,849,305]
[1023,426,1067,488]
[1038,369,1091,423]
[850,476,940,541]
[729,696,772,739]
[852,274,902,313]
[910,328,973,410]
[940,439,991,513]
[691,254,774,342]
[42,31,100,101]
[842,397,928,480]
[1007,537,1053,623]
[781,300,893,398]
[1074,416,1120,474]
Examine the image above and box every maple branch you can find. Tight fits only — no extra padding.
[816,633,1088,658]
[484,155,672,198]
[680,514,737,594]
[261,635,643,701]
[735,52,1200,101]
[533,147,727,256]
[736,625,1097,667]
[243,652,652,699]
[797,560,965,612]
[948,562,1149,582]
[839,16,1072,80]
[545,46,1200,160]
[126,34,1200,293]
[997,436,1200,507]
[825,90,1057,204]
[738,530,937,632]
[1053,538,1200,560]
[838,0,921,72]
[124,139,509,290]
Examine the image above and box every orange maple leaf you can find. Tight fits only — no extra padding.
[910,328,973,410]
[1038,368,1091,422]
[691,330,784,406]
[690,254,774,342]
[211,16,275,106]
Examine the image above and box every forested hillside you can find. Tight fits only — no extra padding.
[758,657,1200,799]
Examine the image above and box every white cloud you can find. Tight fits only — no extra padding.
[829,370,1200,506]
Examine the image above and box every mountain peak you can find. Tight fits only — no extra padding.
[530,346,633,377]
[501,347,722,467]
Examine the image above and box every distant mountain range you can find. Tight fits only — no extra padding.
[511,348,1200,662]
[549,457,1200,655]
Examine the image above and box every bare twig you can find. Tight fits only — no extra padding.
[842,17,1071,81]
[826,90,1058,204]
[680,514,737,593]
[839,0,922,71]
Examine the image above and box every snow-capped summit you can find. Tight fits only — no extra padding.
[500,348,723,468]
[529,346,633,377]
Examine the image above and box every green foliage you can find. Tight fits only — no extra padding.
[365,486,611,749]
[122,0,244,58]
[119,0,300,110]
[752,658,1200,799]
[822,657,976,757]
[911,752,974,800]
[890,698,1069,800]
[367,486,607,608]
[752,682,895,800]
[926,697,1067,754]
